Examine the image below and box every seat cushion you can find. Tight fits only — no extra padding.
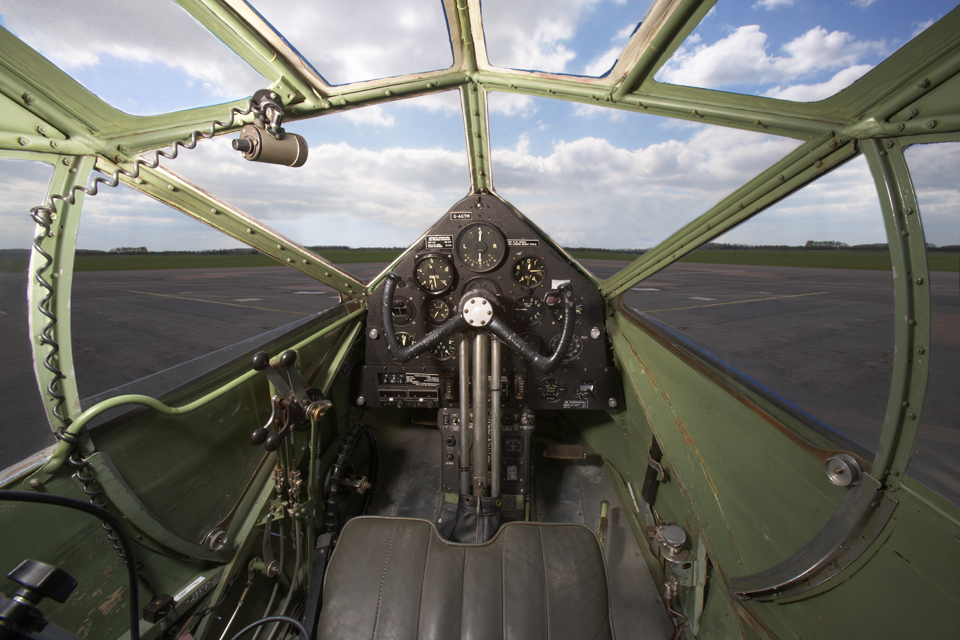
[317,517,613,640]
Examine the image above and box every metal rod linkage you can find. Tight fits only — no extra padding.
[458,333,472,494]
[489,338,502,498]
[472,333,489,496]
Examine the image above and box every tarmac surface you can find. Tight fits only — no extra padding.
[3,260,957,503]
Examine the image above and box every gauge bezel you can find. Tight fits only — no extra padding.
[513,295,545,326]
[537,377,566,402]
[429,336,457,360]
[414,254,456,295]
[549,333,583,361]
[395,331,417,348]
[455,222,507,273]
[512,255,547,287]
[424,298,452,325]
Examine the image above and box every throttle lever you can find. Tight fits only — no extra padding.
[278,350,311,406]
[252,351,297,403]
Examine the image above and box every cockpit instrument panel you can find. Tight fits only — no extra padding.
[359,194,622,411]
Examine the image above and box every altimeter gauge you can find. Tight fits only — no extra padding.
[415,255,454,294]
[456,222,506,272]
[513,256,546,287]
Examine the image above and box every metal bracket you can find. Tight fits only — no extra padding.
[729,474,897,601]
[647,445,666,482]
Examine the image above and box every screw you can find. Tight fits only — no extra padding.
[167,184,175,191]
[22,92,34,104]
[777,175,785,182]
[29,479,41,488]
[901,230,909,236]
[385,90,392,96]
[916,346,925,354]
[904,207,915,215]
[885,140,895,148]
[815,160,823,168]
[917,78,930,89]
[50,140,58,149]
[908,318,916,326]
[908,108,919,117]
[61,158,70,166]
[753,119,761,126]
[246,228,254,234]
[897,123,905,131]
[915,277,924,285]
[829,140,838,148]
[17,137,28,146]
[924,119,937,130]
[907,412,917,420]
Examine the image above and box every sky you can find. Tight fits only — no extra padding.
[0,0,957,254]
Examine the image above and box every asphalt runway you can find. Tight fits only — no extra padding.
[3,260,957,503]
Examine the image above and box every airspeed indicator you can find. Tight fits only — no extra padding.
[415,256,454,294]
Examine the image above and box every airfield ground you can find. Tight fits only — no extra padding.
[2,260,956,502]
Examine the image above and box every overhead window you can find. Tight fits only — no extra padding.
[0,158,56,472]
[0,0,266,115]
[624,155,894,454]
[487,91,802,280]
[248,0,454,85]
[904,141,960,506]
[480,0,654,77]
[654,0,955,102]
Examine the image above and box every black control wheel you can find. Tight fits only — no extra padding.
[380,272,576,374]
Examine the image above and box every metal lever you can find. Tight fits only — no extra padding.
[250,351,331,451]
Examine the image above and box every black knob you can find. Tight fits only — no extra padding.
[252,351,270,371]
[446,452,455,461]
[279,350,297,368]
[264,432,283,452]
[7,560,77,605]
[446,437,456,447]
[232,138,254,153]
[251,427,269,446]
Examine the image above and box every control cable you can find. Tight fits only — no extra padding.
[0,490,141,640]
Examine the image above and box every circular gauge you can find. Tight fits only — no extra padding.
[395,332,416,348]
[544,289,584,323]
[463,277,502,302]
[390,297,414,325]
[425,298,452,324]
[429,336,457,360]
[519,331,543,354]
[513,296,545,326]
[415,255,455,294]
[549,334,583,361]
[456,222,506,272]
[537,378,566,402]
[513,256,546,287]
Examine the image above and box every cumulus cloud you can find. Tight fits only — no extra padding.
[343,105,395,127]
[480,0,600,72]
[764,64,873,101]
[752,0,795,9]
[657,25,886,94]
[582,21,637,77]
[905,142,960,246]
[911,18,937,38]
[489,93,537,117]
[0,0,264,103]
[852,0,878,8]
[492,126,800,248]
[0,159,55,250]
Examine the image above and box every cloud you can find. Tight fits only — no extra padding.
[583,21,637,77]
[764,64,873,101]
[905,142,960,246]
[851,0,878,8]
[0,159,55,250]
[0,0,264,100]
[250,0,454,85]
[572,103,626,121]
[343,105,395,127]
[480,0,601,73]
[752,0,795,9]
[911,18,937,38]
[492,126,800,248]
[657,25,886,92]
[489,93,537,117]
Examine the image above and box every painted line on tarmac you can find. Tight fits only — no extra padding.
[98,287,309,315]
[645,287,872,313]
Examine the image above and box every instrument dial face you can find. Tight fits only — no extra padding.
[513,296,545,326]
[513,256,546,287]
[395,332,416,348]
[544,289,584,323]
[519,331,544,354]
[456,223,506,272]
[415,256,454,294]
[429,336,457,360]
[549,334,583,361]
[425,299,452,324]
[537,378,566,402]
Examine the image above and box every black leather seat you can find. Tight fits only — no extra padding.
[317,517,614,640]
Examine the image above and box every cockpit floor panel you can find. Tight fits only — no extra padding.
[366,422,442,521]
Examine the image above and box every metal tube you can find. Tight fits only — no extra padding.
[472,332,489,496]
[458,334,472,494]
[489,338,502,497]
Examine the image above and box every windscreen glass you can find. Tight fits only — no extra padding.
[164,91,469,282]
[70,180,340,405]
[904,141,960,505]
[248,0,454,85]
[654,1,955,102]
[480,0,654,77]
[623,155,894,454]
[0,158,55,472]
[487,91,803,280]
[0,0,266,115]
